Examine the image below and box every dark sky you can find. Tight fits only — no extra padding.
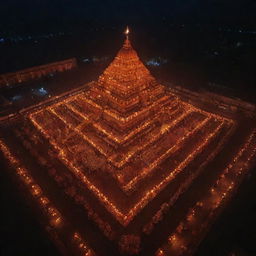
[0,0,256,33]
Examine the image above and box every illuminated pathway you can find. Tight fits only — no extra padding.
[156,130,256,256]
[0,137,96,256]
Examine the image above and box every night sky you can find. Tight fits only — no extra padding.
[1,0,256,34]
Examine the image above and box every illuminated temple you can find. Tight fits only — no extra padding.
[1,29,256,256]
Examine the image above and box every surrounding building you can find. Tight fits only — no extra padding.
[0,58,77,88]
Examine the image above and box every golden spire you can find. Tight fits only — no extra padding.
[123,26,131,49]
[124,26,130,39]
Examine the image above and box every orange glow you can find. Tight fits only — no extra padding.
[0,30,255,256]
[156,130,256,256]
[0,138,95,255]
[25,37,236,227]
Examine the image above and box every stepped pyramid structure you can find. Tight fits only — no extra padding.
[24,29,236,226]
[1,28,256,256]
[74,35,181,192]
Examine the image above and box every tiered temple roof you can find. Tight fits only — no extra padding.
[73,36,183,185]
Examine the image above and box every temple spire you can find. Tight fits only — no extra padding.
[123,26,131,49]
[124,26,130,40]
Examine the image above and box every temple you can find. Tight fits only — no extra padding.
[0,28,256,256]
[65,33,182,191]
[25,28,234,226]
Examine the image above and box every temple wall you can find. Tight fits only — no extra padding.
[0,58,77,88]
[168,84,256,117]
